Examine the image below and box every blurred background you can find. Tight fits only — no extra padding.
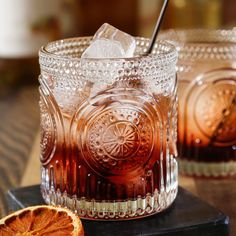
[1,0,236,92]
[1,0,236,91]
[0,0,236,220]
[75,0,236,37]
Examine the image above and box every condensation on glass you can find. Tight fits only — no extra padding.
[38,37,178,220]
[162,29,236,177]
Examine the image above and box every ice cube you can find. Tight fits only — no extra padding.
[53,81,91,115]
[82,23,136,58]
[82,39,125,58]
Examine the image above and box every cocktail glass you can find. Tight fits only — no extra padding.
[39,36,178,219]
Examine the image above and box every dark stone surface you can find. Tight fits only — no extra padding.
[6,185,229,236]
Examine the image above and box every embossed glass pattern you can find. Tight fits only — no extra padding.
[162,29,236,177]
[39,37,178,220]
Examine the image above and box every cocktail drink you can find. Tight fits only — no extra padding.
[39,25,178,219]
[162,29,236,177]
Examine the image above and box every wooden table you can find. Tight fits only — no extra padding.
[0,86,39,216]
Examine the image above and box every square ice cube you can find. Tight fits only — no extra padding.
[82,23,136,58]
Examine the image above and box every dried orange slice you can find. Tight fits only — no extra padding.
[0,205,84,236]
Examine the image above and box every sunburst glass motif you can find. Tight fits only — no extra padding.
[102,121,139,158]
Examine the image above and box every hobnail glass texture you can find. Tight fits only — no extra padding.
[39,37,178,220]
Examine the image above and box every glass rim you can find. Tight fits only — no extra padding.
[160,29,236,62]
[39,36,178,65]
[161,28,236,47]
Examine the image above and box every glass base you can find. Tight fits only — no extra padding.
[41,184,178,220]
[179,159,236,177]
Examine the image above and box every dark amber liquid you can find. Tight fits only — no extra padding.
[46,144,164,201]
[40,91,176,201]
[178,141,236,163]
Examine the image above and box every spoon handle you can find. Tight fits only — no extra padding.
[146,0,169,55]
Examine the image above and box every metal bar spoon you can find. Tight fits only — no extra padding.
[146,0,170,55]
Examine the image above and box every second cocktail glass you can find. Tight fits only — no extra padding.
[162,29,236,177]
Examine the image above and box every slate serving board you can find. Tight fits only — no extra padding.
[6,185,229,236]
